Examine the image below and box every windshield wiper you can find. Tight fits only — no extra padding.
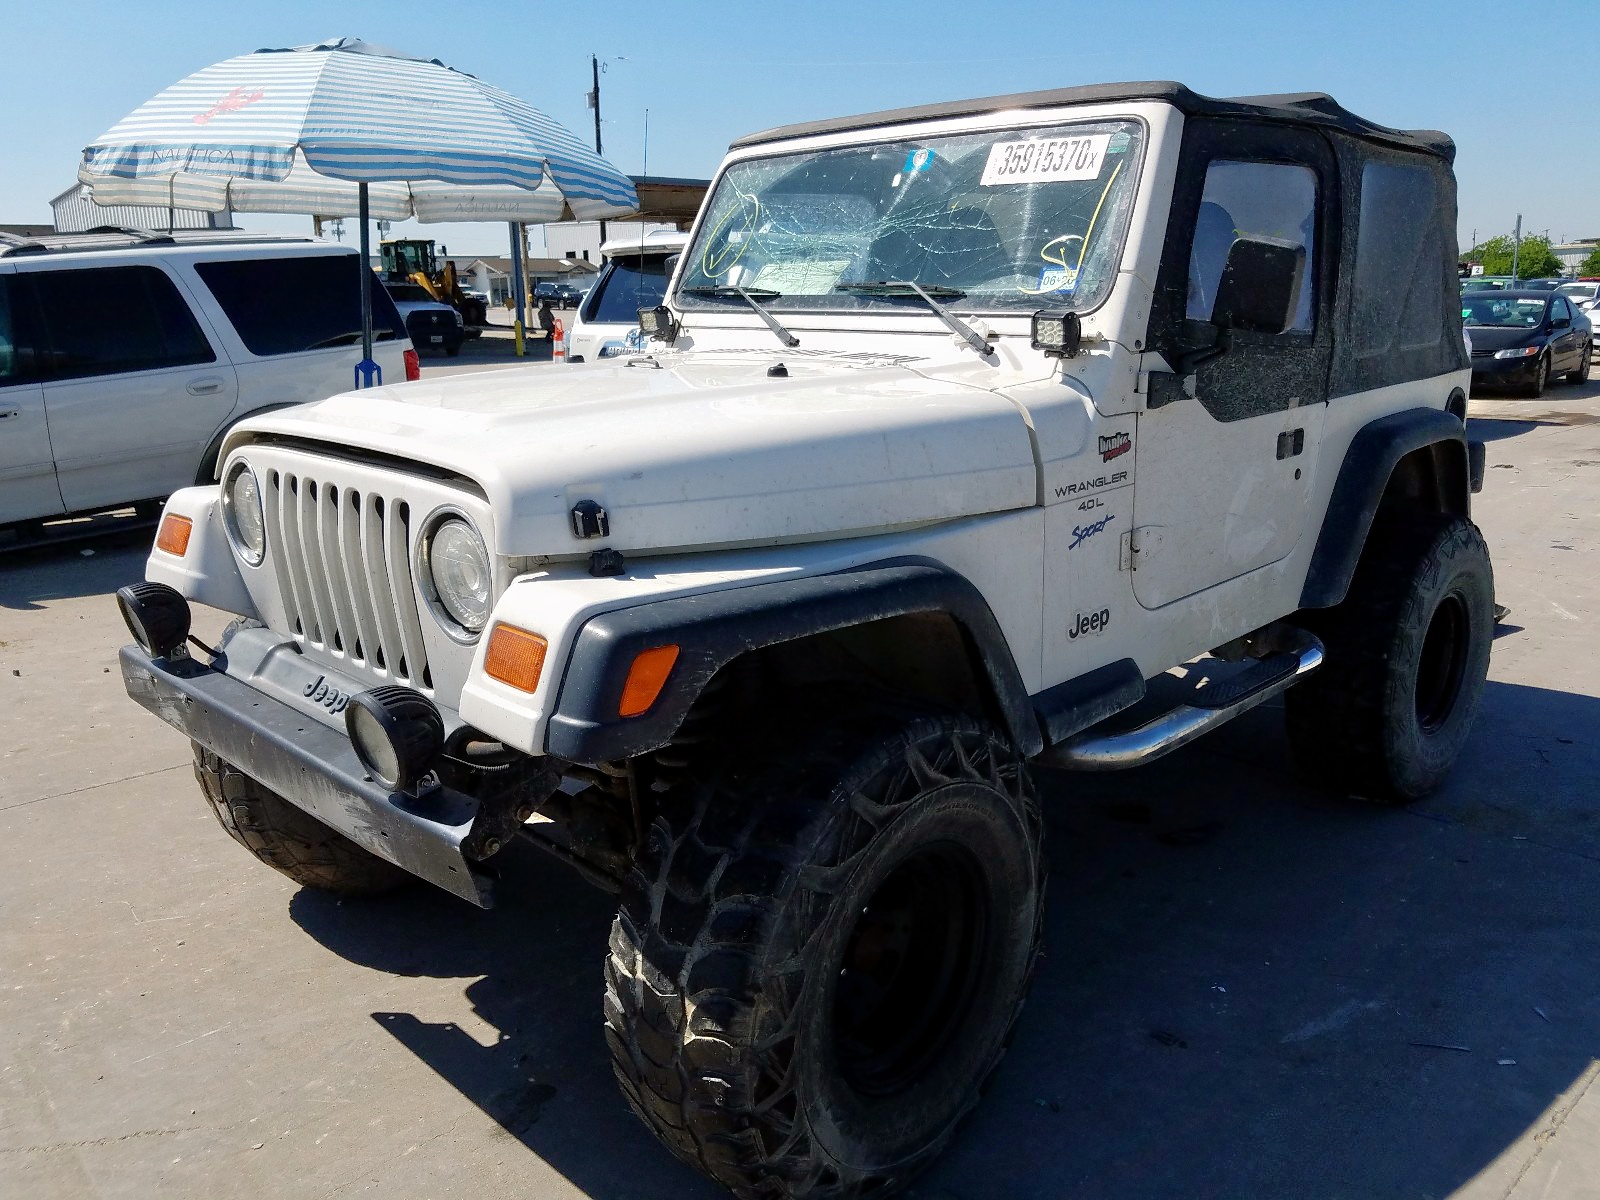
[680,285,799,348]
[833,281,992,356]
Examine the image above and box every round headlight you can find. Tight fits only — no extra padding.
[425,517,491,635]
[223,462,265,565]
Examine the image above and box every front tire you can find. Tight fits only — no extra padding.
[1521,353,1550,398]
[605,705,1044,1199]
[1286,515,1493,802]
[193,745,408,895]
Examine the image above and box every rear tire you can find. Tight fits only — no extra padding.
[1286,515,1493,802]
[1566,347,1590,385]
[192,744,408,895]
[604,703,1044,1199]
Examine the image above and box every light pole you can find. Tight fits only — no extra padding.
[1511,214,1522,285]
[588,54,627,244]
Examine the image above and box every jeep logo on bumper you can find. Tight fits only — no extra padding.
[302,674,351,715]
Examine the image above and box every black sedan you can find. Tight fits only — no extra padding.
[1465,290,1592,397]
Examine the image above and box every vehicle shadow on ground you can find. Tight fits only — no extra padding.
[290,679,1600,1200]
[0,530,151,611]
[1468,417,1551,443]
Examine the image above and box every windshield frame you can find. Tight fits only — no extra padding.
[674,112,1150,320]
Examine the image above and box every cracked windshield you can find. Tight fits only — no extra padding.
[677,120,1143,313]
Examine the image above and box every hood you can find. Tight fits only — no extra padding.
[1465,325,1541,353]
[228,350,1039,557]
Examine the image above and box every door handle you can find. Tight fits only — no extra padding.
[186,378,224,396]
[0,409,20,421]
[1276,428,1305,459]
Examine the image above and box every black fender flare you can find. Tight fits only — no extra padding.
[194,403,301,485]
[543,558,1041,764]
[1300,407,1471,609]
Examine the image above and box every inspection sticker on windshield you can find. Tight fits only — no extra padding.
[981,133,1110,186]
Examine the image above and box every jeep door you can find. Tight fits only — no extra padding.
[0,266,64,523]
[1132,122,1336,609]
[28,262,237,513]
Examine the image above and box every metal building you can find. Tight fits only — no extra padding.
[49,183,234,233]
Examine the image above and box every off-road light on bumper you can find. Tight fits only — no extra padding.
[116,582,191,659]
[345,686,445,794]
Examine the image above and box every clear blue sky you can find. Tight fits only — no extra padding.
[3,0,1585,256]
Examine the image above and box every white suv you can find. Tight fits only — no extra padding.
[0,229,414,528]
[564,229,687,362]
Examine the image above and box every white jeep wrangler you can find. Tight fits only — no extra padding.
[119,82,1491,1199]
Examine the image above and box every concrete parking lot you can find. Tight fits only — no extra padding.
[2,383,1597,1199]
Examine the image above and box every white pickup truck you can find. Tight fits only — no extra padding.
[119,81,1489,1199]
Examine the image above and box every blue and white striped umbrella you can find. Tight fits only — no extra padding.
[79,37,637,217]
[78,38,639,384]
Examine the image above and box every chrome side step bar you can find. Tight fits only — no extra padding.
[1040,627,1324,772]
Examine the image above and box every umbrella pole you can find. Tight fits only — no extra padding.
[356,182,378,389]
[510,221,527,358]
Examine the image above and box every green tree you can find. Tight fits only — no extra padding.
[1468,234,1564,279]
[1577,246,1600,277]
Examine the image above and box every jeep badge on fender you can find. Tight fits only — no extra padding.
[120,81,1491,1200]
[1069,608,1111,638]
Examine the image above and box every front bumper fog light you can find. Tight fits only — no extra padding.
[346,686,445,794]
[116,582,192,659]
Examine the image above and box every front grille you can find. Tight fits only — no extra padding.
[405,312,451,338]
[263,469,432,691]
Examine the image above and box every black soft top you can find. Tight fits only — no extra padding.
[729,81,1453,162]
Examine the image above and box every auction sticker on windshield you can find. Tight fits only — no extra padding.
[981,133,1109,186]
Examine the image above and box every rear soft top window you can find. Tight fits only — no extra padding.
[582,255,673,325]
[195,255,405,356]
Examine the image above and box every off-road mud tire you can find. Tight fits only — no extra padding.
[192,744,408,895]
[604,703,1045,1199]
[1286,515,1493,803]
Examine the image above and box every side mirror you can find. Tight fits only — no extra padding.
[1211,235,1306,335]
[1552,316,1571,329]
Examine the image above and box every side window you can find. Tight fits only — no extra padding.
[1552,297,1572,323]
[30,266,214,380]
[1351,160,1446,357]
[0,277,33,384]
[1185,160,1316,333]
[193,256,405,357]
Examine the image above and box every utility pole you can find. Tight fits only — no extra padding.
[1511,214,1522,284]
[590,54,606,244]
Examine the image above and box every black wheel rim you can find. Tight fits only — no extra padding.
[832,841,989,1097]
[1416,592,1470,733]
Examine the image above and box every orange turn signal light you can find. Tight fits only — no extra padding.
[619,645,680,718]
[155,514,192,557]
[484,624,548,693]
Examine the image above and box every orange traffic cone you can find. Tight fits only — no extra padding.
[552,317,566,361]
